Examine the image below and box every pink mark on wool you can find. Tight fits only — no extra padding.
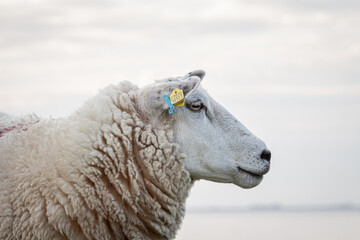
[0,121,39,138]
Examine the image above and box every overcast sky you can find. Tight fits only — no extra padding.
[1,0,359,208]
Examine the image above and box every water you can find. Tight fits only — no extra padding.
[175,211,360,240]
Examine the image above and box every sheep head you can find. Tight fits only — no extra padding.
[136,70,270,189]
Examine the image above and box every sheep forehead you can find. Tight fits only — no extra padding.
[184,87,209,102]
[179,88,247,137]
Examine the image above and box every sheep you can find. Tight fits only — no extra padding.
[0,70,271,240]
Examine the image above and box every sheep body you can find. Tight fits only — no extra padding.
[0,82,192,240]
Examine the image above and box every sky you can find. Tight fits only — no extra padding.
[0,0,360,208]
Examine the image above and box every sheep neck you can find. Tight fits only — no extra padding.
[71,91,193,239]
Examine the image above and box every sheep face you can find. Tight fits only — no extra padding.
[174,89,270,189]
[137,70,270,189]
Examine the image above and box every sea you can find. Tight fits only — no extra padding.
[175,208,360,240]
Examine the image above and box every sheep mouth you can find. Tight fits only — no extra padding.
[237,166,264,178]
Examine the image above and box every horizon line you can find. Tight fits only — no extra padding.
[187,203,360,213]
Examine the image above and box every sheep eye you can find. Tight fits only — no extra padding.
[188,102,203,111]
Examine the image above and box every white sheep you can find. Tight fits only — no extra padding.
[0,70,271,240]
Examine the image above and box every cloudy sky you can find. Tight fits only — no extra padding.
[1,0,359,208]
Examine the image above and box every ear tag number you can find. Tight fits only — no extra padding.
[163,88,185,114]
[170,88,185,106]
[163,95,175,114]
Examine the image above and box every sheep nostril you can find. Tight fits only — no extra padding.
[260,149,271,162]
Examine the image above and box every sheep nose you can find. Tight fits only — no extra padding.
[260,149,271,162]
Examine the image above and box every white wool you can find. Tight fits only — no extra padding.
[0,82,192,240]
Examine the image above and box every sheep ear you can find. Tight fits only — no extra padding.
[138,70,205,115]
[176,70,205,98]
[177,70,206,82]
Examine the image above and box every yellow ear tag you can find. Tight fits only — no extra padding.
[170,88,185,107]
[174,100,185,107]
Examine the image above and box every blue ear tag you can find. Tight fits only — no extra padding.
[163,95,175,114]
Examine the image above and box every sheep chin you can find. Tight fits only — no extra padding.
[233,168,264,189]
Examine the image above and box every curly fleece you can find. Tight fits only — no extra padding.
[0,82,193,240]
